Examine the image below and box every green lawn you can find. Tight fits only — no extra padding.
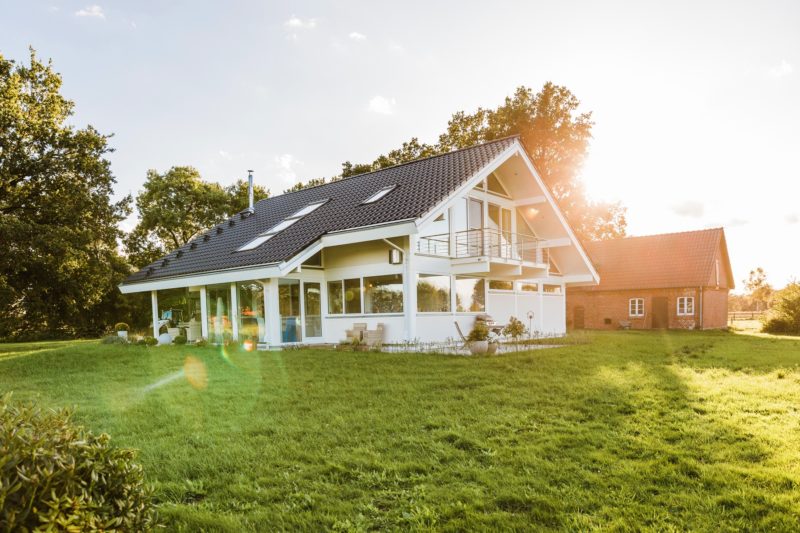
[2,331,800,531]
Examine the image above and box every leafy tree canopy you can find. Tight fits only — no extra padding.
[293,83,626,241]
[0,50,131,338]
[124,167,269,268]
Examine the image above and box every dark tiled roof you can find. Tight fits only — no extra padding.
[577,228,733,291]
[123,136,518,285]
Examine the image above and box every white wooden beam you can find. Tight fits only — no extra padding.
[150,290,159,338]
[199,286,209,340]
[539,237,572,248]
[513,195,547,207]
[230,282,239,341]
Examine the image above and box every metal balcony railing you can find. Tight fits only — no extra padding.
[416,229,549,264]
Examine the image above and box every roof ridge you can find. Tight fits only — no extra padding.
[592,227,724,244]
[253,135,521,204]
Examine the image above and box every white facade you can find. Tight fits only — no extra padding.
[120,141,598,345]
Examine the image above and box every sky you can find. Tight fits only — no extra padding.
[3,0,799,290]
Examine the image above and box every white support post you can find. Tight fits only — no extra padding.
[261,280,270,344]
[448,206,455,257]
[150,290,159,338]
[230,282,239,341]
[482,195,489,256]
[199,286,209,340]
[268,279,281,345]
[404,235,417,341]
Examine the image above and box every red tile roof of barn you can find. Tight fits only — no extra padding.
[580,228,733,291]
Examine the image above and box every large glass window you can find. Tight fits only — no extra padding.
[417,274,451,312]
[344,278,362,314]
[364,274,404,313]
[304,282,322,337]
[327,279,362,314]
[489,280,513,291]
[328,281,343,314]
[238,281,265,342]
[206,284,232,344]
[279,279,301,342]
[455,277,485,312]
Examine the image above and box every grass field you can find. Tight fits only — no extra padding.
[2,331,800,531]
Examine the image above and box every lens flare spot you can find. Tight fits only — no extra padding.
[184,355,208,390]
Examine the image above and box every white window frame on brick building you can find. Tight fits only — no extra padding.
[629,298,644,317]
[677,296,695,316]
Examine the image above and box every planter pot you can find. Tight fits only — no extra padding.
[469,340,489,355]
[487,342,498,355]
[117,331,128,339]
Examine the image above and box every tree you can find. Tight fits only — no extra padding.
[744,267,773,311]
[294,83,626,241]
[225,178,270,213]
[124,168,271,268]
[0,50,131,338]
[762,282,800,335]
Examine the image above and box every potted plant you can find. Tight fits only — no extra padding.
[114,322,129,340]
[487,331,500,355]
[467,322,490,355]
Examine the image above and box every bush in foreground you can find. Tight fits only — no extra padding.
[762,282,800,335]
[0,395,158,530]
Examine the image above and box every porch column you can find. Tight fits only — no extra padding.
[230,282,239,340]
[150,290,159,338]
[404,235,417,341]
[267,279,281,345]
[260,281,270,344]
[199,286,209,340]
[447,206,455,257]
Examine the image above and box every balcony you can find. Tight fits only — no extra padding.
[416,229,549,270]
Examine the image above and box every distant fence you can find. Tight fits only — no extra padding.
[728,311,766,322]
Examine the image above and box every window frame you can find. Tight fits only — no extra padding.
[542,284,562,294]
[677,296,695,316]
[488,280,514,291]
[361,185,396,204]
[363,274,404,314]
[417,274,451,313]
[629,298,644,317]
[237,199,328,251]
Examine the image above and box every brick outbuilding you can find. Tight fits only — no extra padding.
[567,228,733,330]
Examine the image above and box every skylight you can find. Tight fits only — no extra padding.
[361,185,396,204]
[237,199,327,252]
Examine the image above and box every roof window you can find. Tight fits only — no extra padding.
[237,199,327,252]
[361,185,396,204]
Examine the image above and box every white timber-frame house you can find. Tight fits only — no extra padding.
[119,137,599,346]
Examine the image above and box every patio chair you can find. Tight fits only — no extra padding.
[454,321,469,349]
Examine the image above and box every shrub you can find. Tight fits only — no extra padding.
[194,338,208,347]
[101,335,127,345]
[467,322,489,342]
[762,282,800,335]
[0,395,158,530]
[226,340,241,351]
[143,336,158,346]
[173,335,187,345]
[503,316,527,340]
[114,322,130,332]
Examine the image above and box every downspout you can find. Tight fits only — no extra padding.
[698,287,704,330]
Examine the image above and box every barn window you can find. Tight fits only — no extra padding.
[629,298,644,317]
[677,296,695,316]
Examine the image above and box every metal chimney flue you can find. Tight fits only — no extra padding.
[247,170,254,212]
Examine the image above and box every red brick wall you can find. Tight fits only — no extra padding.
[567,287,729,330]
[701,288,729,329]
